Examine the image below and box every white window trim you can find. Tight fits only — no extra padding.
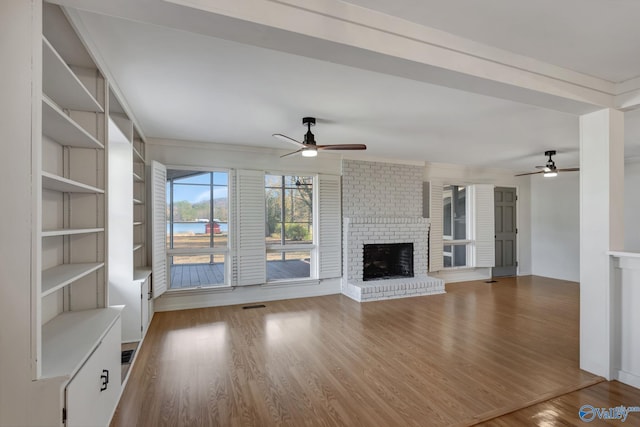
[165,166,232,287]
[264,173,318,282]
[440,183,495,270]
[442,184,474,269]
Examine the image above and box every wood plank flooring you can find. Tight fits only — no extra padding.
[478,380,640,426]
[111,276,636,426]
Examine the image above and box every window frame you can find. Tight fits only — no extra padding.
[442,184,474,269]
[264,173,318,282]
[165,166,231,289]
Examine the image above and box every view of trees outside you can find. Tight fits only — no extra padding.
[265,175,314,272]
[265,175,313,245]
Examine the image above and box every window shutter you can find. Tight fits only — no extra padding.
[235,169,266,286]
[317,174,342,279]
[472,184,495,268]
[429,181,444,272]
[150,161,167,298]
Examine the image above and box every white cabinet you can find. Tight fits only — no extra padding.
[65,317,122,427]
[117,270,153,343]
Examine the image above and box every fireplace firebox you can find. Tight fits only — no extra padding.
[363,243,414,281]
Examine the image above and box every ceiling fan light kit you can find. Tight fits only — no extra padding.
[515,150,579,177]
[273,116,367,158]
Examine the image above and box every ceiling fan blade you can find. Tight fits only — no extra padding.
[316,144,367,151]
[273,133,305,148]
[514,171,544,176]
[558,167,579,172]
[280,148,305,158]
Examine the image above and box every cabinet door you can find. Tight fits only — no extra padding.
[66,318,122,427]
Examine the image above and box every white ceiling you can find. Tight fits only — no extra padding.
[344,0,640,83]
[68,2,640,172]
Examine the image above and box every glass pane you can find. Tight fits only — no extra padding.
[453,244,467,266]
[282,222,312,243]
[170,254,225,289]
[265,174,282,187]
[174,171,210,185]
[266,250,311,281]
[213,186,229,226]
[443,185,466,240]
[444,245,452,268]
[213,172,228,186]
[266,188,282,245]
[170,184,210,249]
[443,196,452,237]
[443,244,467,267]
[167,171,229,250]
[265,175,313,245]
[453,186,466,240]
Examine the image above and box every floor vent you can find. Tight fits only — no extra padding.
[121,349,135,364]
[242,304,266,310]
[485,280,498,283]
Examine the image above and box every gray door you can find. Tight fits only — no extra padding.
[493,187,517,277]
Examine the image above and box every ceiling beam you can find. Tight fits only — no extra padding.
[56,0,617,114]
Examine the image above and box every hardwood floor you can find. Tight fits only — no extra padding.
[111,276,635,426]
[478,381,640,426]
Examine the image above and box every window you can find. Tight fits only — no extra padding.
[166,169,229,288]
[265,175,314,281]
[443,185,471,268]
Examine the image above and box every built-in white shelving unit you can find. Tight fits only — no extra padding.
[27,2,124,424]
[41,262,105,297]
[42,37,103,113]
[132,130,148,272]
[42,171,105,193]
[42,228,105,237]
[42,96,104,149]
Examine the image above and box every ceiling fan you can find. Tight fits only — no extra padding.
[273,117,367,158]
[515,150,579,177]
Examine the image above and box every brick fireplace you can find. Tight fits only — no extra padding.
[341,160,445,302]
[342,217,444,301]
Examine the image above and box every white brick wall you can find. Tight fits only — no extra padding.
[341,160,444,302]
[343,217,430,282]
[342,160,423,218]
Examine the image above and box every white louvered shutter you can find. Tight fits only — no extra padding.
[317,174,342,279]
[429,181,444,272]
[472,184,495,267]
[235,169,266,286]
[150,161,167,298]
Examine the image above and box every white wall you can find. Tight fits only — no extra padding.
[424,162,532,281]
[148,138,342,175]
[524,158,640,283]
[624,160,640,251]
[530,172,580,281]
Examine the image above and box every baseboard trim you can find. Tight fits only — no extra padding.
[617,370,640,389]
[154,278,341,311]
